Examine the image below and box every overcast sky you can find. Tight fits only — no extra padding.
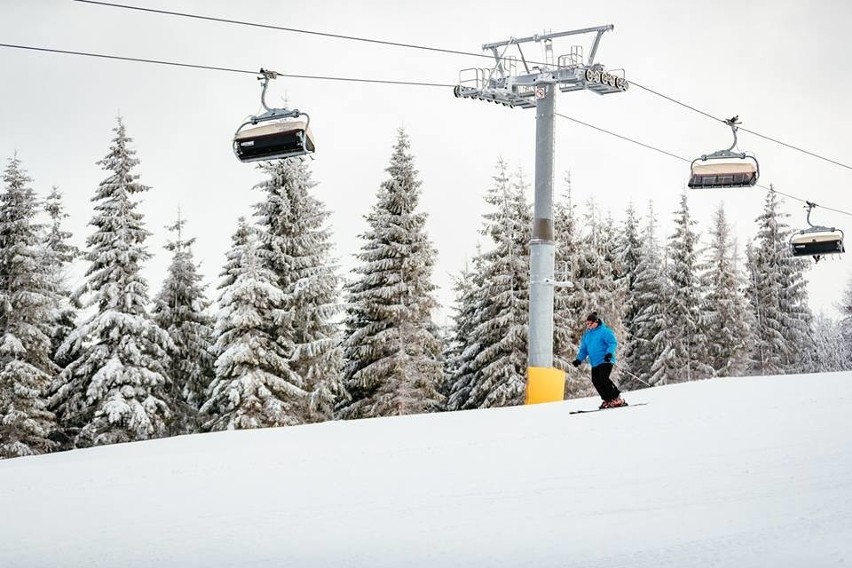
[2,0,851,322]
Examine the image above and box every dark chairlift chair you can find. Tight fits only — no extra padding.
[233,69,315,163]
[688,116,759,189]
[790,202,845,262]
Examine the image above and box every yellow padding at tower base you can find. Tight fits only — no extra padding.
[525,367,566,404]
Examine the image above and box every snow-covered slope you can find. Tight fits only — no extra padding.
[1,372,850,567]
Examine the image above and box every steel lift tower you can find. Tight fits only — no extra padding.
[454,26,628,404]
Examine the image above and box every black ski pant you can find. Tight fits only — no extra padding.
[591,363,621,401]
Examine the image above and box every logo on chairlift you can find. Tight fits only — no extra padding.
[584,68,629,91]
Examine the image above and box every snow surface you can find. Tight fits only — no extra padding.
[1,372,851,567]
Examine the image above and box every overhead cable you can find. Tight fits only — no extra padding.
[0,42,255,75]
[72,0,852,172]
[72,0,483,59]
[1,41,849,218]
[0,43,453,88]
[629,81,852,172]
[555,113,691,163]
[554,114,852,218]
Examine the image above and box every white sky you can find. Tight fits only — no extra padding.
[2,371,850,566]
[2,0,851,322]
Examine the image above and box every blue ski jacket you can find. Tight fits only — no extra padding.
[576,320,618,367]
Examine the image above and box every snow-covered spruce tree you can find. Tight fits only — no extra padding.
[553,174,595,399]
[808,313,846,372]
[745,188,812,375]
[49,119,173,448]
[202,219,305,430]
[151,212,215,435]
[447,162,533,410]
[612,201,652,389]
[839,275,852,370]
[743,242,773,374]
[577,203,630,391]
[628,203,669,386]
[613,202,643,381]
[732,240,759,372]
[253,159,344,423]
[0,156,59,458]
[616,202,643,288]
[700,204,751,377]
[456,163,531,409]
[651,192,713,384]
[339,129,443,419]
[43,185,81,368]
[573,198,628,352]
[218,215,253,291]
[444,256,484,411]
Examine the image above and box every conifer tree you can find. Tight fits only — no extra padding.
[218,216,253,290]
[202,219,305,430]
[734,240,760,364]
[0,156,58,457]
[626,206,665,384]
[43,185,80,367]
[617,202,643,285]
[340,129,443,419]
[152,211,215,435]
[444,257,484,410]
[613,201,644,388]
[571,201,629,393]
[49,119,173,447]
[627,203,668,386]
[701,204,751,377]
[746,189,812,374]
[457,163,531,408]
[573,198,628,349]
[553,174,594,398]
[651,193,712,384]
[253,159,344,423]
[808,313,846,372]
[839,276,852,370]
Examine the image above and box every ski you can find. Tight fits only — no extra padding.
[569,402,648,414]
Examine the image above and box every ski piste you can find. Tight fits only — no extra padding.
[570,402,648,414]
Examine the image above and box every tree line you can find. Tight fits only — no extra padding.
[1,118,851,459]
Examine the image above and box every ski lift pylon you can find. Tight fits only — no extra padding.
[233,69,315,162]
[790,201,845,262]
[688,116,759,189]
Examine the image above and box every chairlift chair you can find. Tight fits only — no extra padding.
[688,116,759,189]
[790,202,845,262]
[233,69,315,162]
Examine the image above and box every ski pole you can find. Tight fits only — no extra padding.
[615,365,652,387]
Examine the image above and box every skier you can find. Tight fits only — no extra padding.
[572,312,628,409]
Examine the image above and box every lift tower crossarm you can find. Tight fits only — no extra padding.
[482,25,613,66]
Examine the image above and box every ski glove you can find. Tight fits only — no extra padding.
[572,359,582,367]
[604,353,613,363]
